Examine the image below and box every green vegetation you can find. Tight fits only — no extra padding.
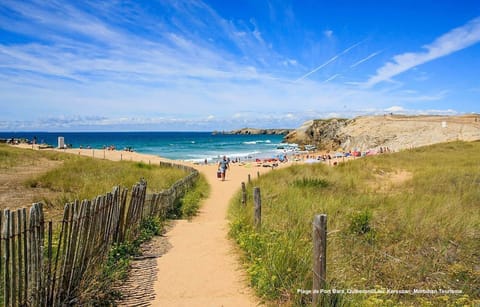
[0,144,188,211]
[177,174,210,219]
[229,141,480,306]
[166,173,209,219]
[26,158,186,201]
[0,143,66,168]
[1,144,206,305]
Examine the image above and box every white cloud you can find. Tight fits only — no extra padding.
[385,106,405,113]
[0,1,476,131]
[282,59,298,66]
[366,17,480,87]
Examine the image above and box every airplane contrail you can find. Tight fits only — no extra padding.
[295,40,364,82]
[322,73,341,83]
[350,50,382,68]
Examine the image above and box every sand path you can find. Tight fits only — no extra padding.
[151,163,270,306]
[14,145,270,305]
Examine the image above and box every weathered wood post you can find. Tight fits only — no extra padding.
[248,174,251,184]
[3,209,11,307]
[257,171,260,178]
[253,187,261,230]
[241,182,247,206]
[17,209,23,305]
[21,208,27,304]
[11,210,17,307]
[312,214,327,305]
[45,221,52,306]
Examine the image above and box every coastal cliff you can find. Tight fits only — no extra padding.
[283,118,349,149]
[283,114,480,151]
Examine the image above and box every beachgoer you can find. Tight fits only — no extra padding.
[218,155,229,181]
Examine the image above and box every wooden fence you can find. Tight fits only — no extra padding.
[1,163,198,306]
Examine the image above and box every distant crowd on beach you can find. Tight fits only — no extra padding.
[203,146,396,170]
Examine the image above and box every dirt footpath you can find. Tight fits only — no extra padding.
[151,163,271,306]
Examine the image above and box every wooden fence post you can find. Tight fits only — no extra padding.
[16,208,23,306]
[4,209,11,307]
[46,221,53,306]
[241,182,246,206]
[248,174,251,184]
[21,208,27,304]
[11,210,17,307]
[253,187,261,230]
[312,214,327,305]
[257,171,260,178]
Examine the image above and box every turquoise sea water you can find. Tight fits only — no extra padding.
[0,132,287,162]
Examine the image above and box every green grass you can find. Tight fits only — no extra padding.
[229,141,480,306]
[0,143,66,168]
[1,144,202,305]
[0,144,188,211]
[27,158,187,201]
[178,174,210,219]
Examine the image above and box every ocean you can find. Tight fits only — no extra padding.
[0,132,288,162]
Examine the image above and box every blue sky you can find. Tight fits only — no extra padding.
[0,0,479,131]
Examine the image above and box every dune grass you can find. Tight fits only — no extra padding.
[0,143,66,168]
[1,144,189,211]
[229,141,480,306]
[177,173,210,219]
[26,158,187,202]
[1,144,203,304]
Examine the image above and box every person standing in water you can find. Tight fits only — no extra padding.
[218,156,229,181]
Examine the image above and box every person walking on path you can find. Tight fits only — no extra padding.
[218,155,229,181]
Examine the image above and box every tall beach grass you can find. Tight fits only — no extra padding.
[1,144,189,214]
[229,141,480,306]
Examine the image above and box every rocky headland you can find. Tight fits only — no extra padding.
[283,114,480,151]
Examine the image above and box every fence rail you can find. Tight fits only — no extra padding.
[1,162,198,306]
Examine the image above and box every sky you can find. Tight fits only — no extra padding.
[0,0,479,131]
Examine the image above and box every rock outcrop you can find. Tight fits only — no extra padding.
[283,118,349,150]
[226,128,292,135]
[283,114,480,151]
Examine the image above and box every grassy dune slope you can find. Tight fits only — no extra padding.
[229,141,480,306]
[0,144,188,215]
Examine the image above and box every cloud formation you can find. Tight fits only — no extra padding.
[0,2,478,131]
[365,17,480,86]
